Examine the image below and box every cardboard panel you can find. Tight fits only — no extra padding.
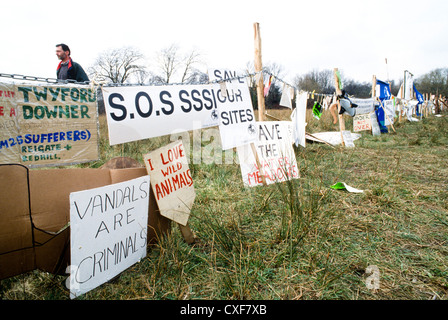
[0,164,35,279]
[0,162,171,280]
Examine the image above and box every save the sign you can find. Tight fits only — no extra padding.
[68,175,150,299]
[237,121,299,187]
[216,78,257,150]
[143,140,195,226]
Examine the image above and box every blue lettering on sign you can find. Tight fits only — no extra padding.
[0,130,91,150]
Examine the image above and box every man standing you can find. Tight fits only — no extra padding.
[56,43,89,83]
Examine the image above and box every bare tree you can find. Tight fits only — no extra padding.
[294,69,334,94]
[180,49,201,83]
[416,68,448,96]
[154,44,203,84]
[89,46,147,84]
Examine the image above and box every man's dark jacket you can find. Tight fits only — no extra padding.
[56,58,89,83]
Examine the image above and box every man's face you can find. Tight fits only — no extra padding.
[56,46,68,60]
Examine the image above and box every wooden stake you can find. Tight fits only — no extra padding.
[178,224,196,245]
[333,68,345,146]
[251,143,267,186]
[252,22,267,186]
[254,22,265,122]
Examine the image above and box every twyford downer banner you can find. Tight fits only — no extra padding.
[237,121,299,187]
[0,81,99,166]
[68,175,150,299]
[143,140,195,226]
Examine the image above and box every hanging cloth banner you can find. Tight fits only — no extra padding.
[349,98,375,115]
[312,101,323,120]
[375,79,391,133]
[279,84,293,109]
[413,85,424,116]
[291,91,307,148]
[404,71,414,100]
[0,81,99,166]
[264,75,273,97]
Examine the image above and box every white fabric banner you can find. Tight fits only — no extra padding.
[103,84,222,145]
[291,91,307,148]
[350,98,375,115]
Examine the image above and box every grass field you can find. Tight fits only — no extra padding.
[1,107,448,300]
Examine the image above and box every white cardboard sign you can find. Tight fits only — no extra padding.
[237,121,299,187]
[68,175,150,299]
[216,78,257,150]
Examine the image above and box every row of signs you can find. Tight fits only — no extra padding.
[68,120,300,298]
[2,70,395,298]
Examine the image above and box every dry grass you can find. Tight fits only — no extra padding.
[1,108,447,300]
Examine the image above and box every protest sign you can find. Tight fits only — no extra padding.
[215,78,257,150]
[237,121,299,187]
[382,99,395,125]
[0,82,99,166]
[103,82,233,146]
[143,140,195,226]
[353,113,372,132]
[208,68,242,83]
[350,98,375,115]
[209,68,257,149]
[68,175,150,299]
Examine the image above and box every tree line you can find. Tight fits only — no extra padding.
[89,45,447,112]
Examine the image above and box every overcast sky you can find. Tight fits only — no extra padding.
[1,0,447,86]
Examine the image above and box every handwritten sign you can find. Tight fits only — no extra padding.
[382,99,395,125]
[143,140,195,226]
[237,121,299,187]
[0,81,99,166]
[215,78,257,150]
[353,113,372,132]
[208,69,257,149]
[68,175,150,299]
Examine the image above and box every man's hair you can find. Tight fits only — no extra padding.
[56,43,70,55]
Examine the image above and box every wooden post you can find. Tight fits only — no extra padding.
[254,22,265,122]
[178,224,196,245]
[333,68,345,146]
[252,22,267,186]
